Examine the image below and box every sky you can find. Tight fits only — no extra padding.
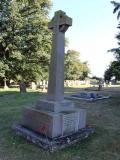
[49,0,119,77]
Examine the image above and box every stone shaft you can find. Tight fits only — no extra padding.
[47,10,72,102]
[47,27,65,101]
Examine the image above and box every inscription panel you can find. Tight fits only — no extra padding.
[62,112,79,135]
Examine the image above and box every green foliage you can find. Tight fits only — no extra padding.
[0,61,9,77]
[0,0,52,83]
[64,50,90,80]
[111,1,120,19]
[104,61,120,81]
[105,1,120,80]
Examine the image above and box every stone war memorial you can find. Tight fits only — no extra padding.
[13,10,94,152]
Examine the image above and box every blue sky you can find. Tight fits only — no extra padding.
[49,0,118,77]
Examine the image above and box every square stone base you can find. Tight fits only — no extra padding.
[22,107,86,138]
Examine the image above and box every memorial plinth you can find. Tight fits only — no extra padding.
[12,11,93,151]
[22,107,86,138]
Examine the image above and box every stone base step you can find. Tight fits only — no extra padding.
[12,123,94,152]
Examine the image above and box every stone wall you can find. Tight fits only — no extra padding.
[64,80,90,87]
[30,80,90,90]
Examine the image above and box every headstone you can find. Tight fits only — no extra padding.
[98,79,103,91]
[39,81,43,86]
[20,81,26,93]
[3,77,8,89]
[111,76,116,85]
[42,80,46,92]
[21,10,86,138]
[109,81,112,86]
[31,82,37,90]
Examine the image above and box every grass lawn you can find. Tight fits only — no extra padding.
[0,87,120,160]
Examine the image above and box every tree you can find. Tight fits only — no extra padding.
[0,0,23,86]
[104,61,120,81]
[0,0,52,85]
[64,50,90,80]
[111,1,120,19]
[0,61,9,78]
[105,1,120,81]
[17,0,52,82]
[109,1,120,59]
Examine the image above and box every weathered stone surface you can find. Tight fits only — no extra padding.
[47,10,72,102]
[61,111,79,135]
[35,100,74,112]
[77,109,86,129]
[22,107,86,138]
[12,123,94,152]
[22,108,61,138]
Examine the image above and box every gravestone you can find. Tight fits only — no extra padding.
[98,79,103,91]
[42,80,46,92]
[31,82,37,90]
[19,81,26,93]
[12,11,94,151]
[3,77,8,89]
